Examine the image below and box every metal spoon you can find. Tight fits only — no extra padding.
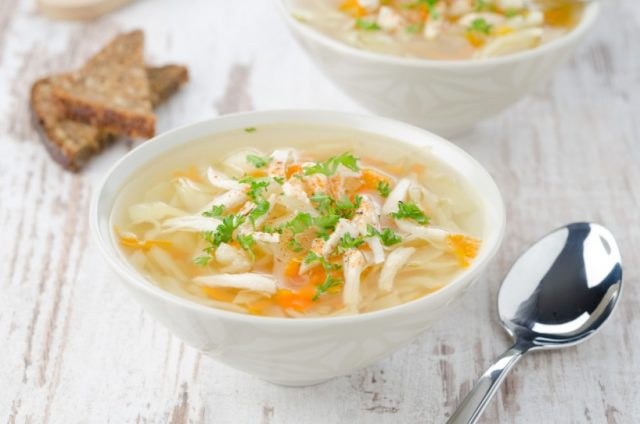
[448,222,623,424]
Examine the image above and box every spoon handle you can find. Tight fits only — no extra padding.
[447,343,528,424]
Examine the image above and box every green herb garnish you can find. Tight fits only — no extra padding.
[390,201,430,225]
[244,127,257,133]
[366,224,402,246]
[303,153,360,177]
[304,251,342,271]
[286,213,313,235]
[238,175,271,201]
[474,0,491,11]
[312,275,343,301]
[469,18,492,35]
[376,181,391,198]
[236,233,256,259]
[193,255,212,266]
[355,18,381,31]
[313,214,340,232]
[202,204,225,218]
[246,154,271,168]
[285,213,313,252]
[248,199,270,226]
[405,23,422,34]
[203,214,245,248]
[338,233,365,254]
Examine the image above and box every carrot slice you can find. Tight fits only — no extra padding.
[339,0,366,18]
[286,164,303,179]
[119,237,173,251]
[249,169,267,177]
[361,168,391,190]
[465,32,486,48]
[173,165,204,183]
[446,235,481,268]
[275,287,315,312]
[284,257,302,278]
[201,286,237,303]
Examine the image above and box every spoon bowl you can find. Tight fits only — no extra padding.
[499,222,623,349]
[448,222,622,424]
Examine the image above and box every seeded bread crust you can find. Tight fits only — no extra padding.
[52,30,156,138]
[31,65,188,171]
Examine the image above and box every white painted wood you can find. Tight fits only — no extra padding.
[1,0,638,422]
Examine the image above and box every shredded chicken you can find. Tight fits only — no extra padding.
[379,247,416,291]
[198,189,248,214]
[382,178,411,215]
[194,273,277,294]
[129,202,186,224]
[162,215,221,233]
[268,149,291,178]
[215,243,252,273]
[342,249,367,307]
[323,218,359,257]
[207,167,247,191]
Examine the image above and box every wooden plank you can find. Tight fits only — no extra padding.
[0,0,638,423]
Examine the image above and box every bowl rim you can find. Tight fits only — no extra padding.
[91,109,506,326]
[273,0,600,69]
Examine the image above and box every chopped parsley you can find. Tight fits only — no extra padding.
[238,175,271,201]
[474,0,491,11]
[313,214,340,234]
[376,181,391,198]
[390,201,430,225]
[303,152,360,177]
[403,0,439,18]
[286,213,313,235]
[304,251,342,271]
[469,18,492,35]
[367,225,402,246]
[263,224,283,234]
[406,23,422,34]
[204,214,245,248]
[246,154,271,168]
[244,127,257,133]
[236,233,256,259]
[338,233,365,254]
[248,199,270,226]
[202,204,224,218]
[312,275,343,301]
[336,194,362,214]
[285,213,313,252]
[193,255,211,267]
[310,192,361,219]
[355,18,381,31]
[310,193,334,214]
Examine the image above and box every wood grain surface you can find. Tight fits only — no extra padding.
[1,0,638,423]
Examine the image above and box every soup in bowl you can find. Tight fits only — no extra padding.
[92,110,505,385]
[292,0,585,61]
[275,0,599,136]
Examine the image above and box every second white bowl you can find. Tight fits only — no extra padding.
[275,1,599,136]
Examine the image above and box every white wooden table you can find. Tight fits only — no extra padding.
[1,0,638,422]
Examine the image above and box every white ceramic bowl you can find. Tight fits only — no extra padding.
[275,1,599,136]
[91,110,505,386]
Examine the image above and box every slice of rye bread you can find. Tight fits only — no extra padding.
[31,65,188,171]
[52,30,156,138]
[147,65,189,108]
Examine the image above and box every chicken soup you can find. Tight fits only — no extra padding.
[292,0,584,60]
[112,124,483,318]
